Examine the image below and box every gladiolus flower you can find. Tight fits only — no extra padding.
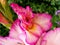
[41,28,60,45]
[9,3,52,45]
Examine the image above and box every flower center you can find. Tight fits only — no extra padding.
[21,16,34,30]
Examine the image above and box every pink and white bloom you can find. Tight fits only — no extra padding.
[9,3,52,45]
[41,28,60,45]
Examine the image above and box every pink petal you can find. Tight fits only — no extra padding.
[10,3,25,20]
[26,31,38,44]
[10,3,34,21]
[10,3,25,16]
[9,19,25,40]
[9,19,29,45]
[25,6,34,18]
[19,32,30,45]
[41,28,60,45]
[33,13,52,31]
[0,37,24,45]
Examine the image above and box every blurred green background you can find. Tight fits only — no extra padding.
[0,0,60,37]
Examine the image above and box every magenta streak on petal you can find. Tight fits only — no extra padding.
[41,40,46,45]
[36,32,46,45]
